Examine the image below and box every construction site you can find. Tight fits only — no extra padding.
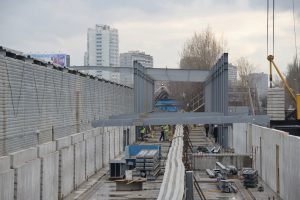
[1,0,300,200]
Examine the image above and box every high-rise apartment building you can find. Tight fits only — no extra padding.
[84,25,119,81]
[119,51,153,87]
[86,24,119,67]
[120,51,153,68]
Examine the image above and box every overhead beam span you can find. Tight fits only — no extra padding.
[91,112,270,127]
[69,66,209,82]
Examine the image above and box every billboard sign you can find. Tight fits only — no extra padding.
[29,54,69,68]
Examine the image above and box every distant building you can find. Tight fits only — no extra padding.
[84,24,120,82]
[119,51,153,86]
[228,64,237,84]
[29,53,70,68]
[120,51,153,68]
[248,72,268,100]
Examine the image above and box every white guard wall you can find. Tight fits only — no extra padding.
[231,123,300,200]
[0,126,136,200]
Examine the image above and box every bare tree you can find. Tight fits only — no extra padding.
[286,57,300,108]
[236,57,255,87]
[168,26,224,111]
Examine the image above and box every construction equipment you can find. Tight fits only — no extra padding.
[267,0,300,120]
[268,55,300,120]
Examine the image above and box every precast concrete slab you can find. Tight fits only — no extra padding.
[103,131,110,166]
[95,133,103,171]
[74,141,86,188]
[114,127,120,156]
[71,133,84,145]
[109,128,115,160]
[58,146,74,199]
[9,147,37,168]
[0,156,10,173]
[83,130,94,140]
[15,159,41,200]
[85,137,96,178]
[0,169,14,200]
[38,141,56,157]
[41,151,59,200]
[56,136,71,150]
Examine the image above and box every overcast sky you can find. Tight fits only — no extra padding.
[0,0,299,73]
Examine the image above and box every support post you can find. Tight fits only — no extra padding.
[186,171,194,200]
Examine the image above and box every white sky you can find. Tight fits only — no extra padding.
[0,0,299,74]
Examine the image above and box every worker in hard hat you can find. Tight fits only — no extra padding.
[140,126,146,141]
[163,125,169,141]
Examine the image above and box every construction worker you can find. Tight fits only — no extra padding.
[140,126,146,141]
[159,125,165,141]
[163,125,169,141]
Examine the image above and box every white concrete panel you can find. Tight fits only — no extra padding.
[95,133,103,171]
[58,146,74,199]
[232,123,248,154]
[120,127,124,152]
[103,131,110,166]
[71,133,83,144]
[83,130,94,140]
[114,127,120,156]
[74,141,85,188]
[56,136,71,150]
[41,152,59,200]
[0,169,14,200]
[10,147,37,168]
[85,137,96,178]
[109,128,114,160]
[38,141,56,157]
[15,159,41,200]
[0,156,10,173]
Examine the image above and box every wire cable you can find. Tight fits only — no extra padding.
[273,0,275,56]
[267,0,269,56]
[292,0,298,62]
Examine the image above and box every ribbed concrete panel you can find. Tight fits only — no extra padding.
[74,141,85,188]
[0,156,10,173]
[9,147,37,168]
[15,159,41,200]
[58,146,74,199]
[95,132,103,171]
[41,152,59,200]
[103,131,109,166]
[85,137,96,178]
[0,51,134,156]
[38,141,56,157]
[0,169,14,200]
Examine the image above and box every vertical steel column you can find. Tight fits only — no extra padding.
[204,53,229,148]
[185,171,194,200]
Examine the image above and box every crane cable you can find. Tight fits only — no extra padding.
[292,0,298,62]
[267,0,275,57]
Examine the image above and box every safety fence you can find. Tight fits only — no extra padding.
[0,48,134,156]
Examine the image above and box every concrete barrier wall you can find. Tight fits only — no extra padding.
[0,126,135,200]
[192,154,252,170]
[0,156,14,200]
[231,123,300,200]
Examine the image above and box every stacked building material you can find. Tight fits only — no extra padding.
[242,168,258,188]
[136,149,160,180]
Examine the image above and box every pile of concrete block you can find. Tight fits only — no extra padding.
[136,149,160,180]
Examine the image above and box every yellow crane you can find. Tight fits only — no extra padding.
[267,55,300,120]
[267,0,300,120]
